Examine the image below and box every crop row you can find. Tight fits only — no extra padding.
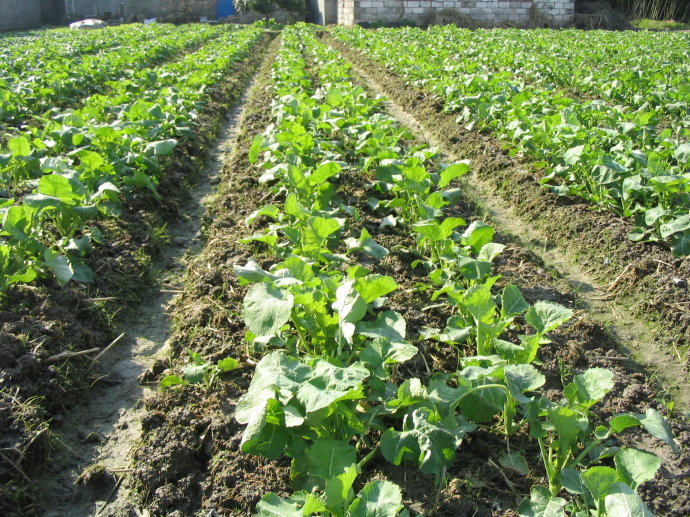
[390,26,690,121]
[0,24,230,126]
[208,25,677,517]
[332,26,690,255]
[0,25,265,295]
[0,24,178,75]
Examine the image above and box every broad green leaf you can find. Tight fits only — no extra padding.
[609,414,642,434]
[461,284,495,323]
[248,134,264,164]
[456,377,506,423]
[560,467,586,495]
[638,408,678,453]
[325,463,358,511]
[360,338,417,379]
[674,142,690,164]
[504,364,545,403]
[604,482,653,517]
[217,357,239,371]
[8,136,31,157]
[235,352,311,425]
[438,162,470,188]
[381,408,465,481]
[525,301,573,335]
[456,256,493,280]
[582,466,620,507]
[43,249,73,286]
[500,451,529,475]
[461,221,494,255]
[245,205,280,226]
[348,480,404,517]
[241,397,288,459]
[518,486,567,517]
[354,274,398,303]
[308,161,341,185]
[358,311,407,344]
[326,88,345,106]
[296,360,368,415]
[413,221,444,242]
[614,448,660,489]
[563,368,615,408]
[564,145,585,165]
[38,175,80,203]
[477,242,505,261]
[255,492,303,517]
[306,438,356,480]
[242,283,294,337]
[660,214,690,239]
[145,139,177,156]
[671,232,690,256]
[501,285,529,317]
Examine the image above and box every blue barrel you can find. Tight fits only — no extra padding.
[217,0,236,18]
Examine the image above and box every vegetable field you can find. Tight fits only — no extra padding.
[1,21,689,517]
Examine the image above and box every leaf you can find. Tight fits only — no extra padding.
[560,467,586,495]
[245,205,280,227]
[518,486,567,517]
[381,408,465,481]
[604,482,654,517]
[638,408,679,453]
[582,466,620,507]
[241,397,289,459]
[308,161,341,185]
[614,448,661,489]
[159,375,186,389]
[235,352,311,426]
[358,311,407,344]
[354,274,398,303]
[348,480,404,517]
[674,142,690,164]
[358,228,389,260]
[504,364,545,403]
[326,88,345,106]
[671,232,690,256]
[563,368,615,408]
[525,301,573,335]
[43,249,74,286]
[564,145,585,165]
[8,136,31,157]
[248,134,264,164]
[333,280,368,343]
[145,139,177,156]
[325,463,358,511]
[501,285,529,317]
[360,338,418,379]
[242,283,294,337]
[438,162,470,188]
[306,438,356,480]
[660,214,690,239]
[296,360,368,415]
[461,221,494,255]
[217,357,239,372]
[609,414,642,434]
[456,377,506,423]
[500,451,529,475]
[255,492,304,517]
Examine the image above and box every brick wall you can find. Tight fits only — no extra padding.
[339,0,356,25]
[338,0,575,27]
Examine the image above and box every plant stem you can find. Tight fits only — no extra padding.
[358,445,380,469]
